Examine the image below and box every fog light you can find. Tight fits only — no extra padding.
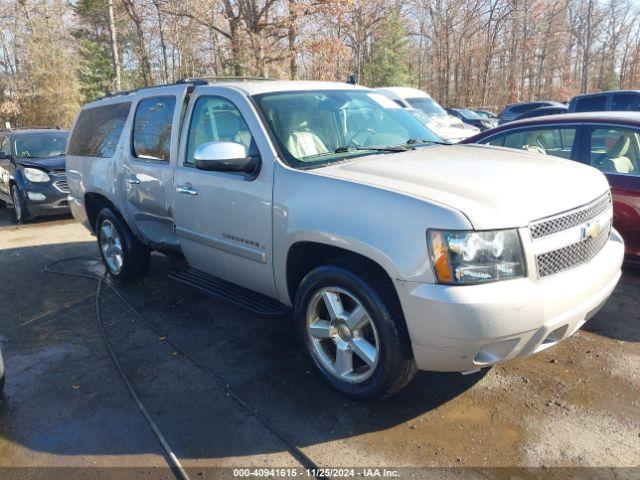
[27,192,46,201]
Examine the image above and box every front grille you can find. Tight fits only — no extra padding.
[535,220,611,278]
[529,193,611,239]
[53,179,69,193]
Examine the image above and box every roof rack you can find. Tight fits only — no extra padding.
[177,76,275,83]
[96,76,274,101]
[0,126,62,132]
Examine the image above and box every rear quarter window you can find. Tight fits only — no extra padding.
[68,102,132,158]
[132,96,176,162]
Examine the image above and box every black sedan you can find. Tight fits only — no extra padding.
[512,105,568,121]
[446,108,497,130]
[0,129,70,223]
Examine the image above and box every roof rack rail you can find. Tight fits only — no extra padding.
[95,76,274,102]
[0,126,62,132]
[177,76,275,83]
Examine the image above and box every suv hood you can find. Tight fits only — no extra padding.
[16,155,66,172]
[315,144,610,229]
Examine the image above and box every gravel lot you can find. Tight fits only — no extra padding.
[0,209,638,479]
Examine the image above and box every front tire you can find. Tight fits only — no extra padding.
[11,185,29,223]
[294,263,416,400]
[96,208,150,281]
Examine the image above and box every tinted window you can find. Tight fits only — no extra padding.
[575,95,607,112]
[68,102,131,158]
[186,96,257,165]
[509,104,537,114]
[611,93,638,111]
[483,127,577,159]
[14,133,68,159]
[588,127,639,176]
[133,96,176,161]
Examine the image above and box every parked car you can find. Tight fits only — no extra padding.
[67,80,623,399]
[569,90,640,113]
[447,108,497,130]
[0,346,4,391]
[474,109,498,120]
[463,111,640,265]
[513,105,568,121]
[0,128,70,223]
[376,87,478,142]
[499,101,566,124]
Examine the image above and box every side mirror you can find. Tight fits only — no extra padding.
[193,141,258,174]
[0,153,9,160]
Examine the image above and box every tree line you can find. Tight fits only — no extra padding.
[1,0,640,128]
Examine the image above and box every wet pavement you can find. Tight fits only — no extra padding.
[0,209,638,478]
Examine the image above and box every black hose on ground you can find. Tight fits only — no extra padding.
[43,256,326,480]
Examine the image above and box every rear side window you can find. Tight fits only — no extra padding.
[482,127,577,159]
[612,93,638,111]
[509,104,536,114]
[574,95,607,112]
[132,96,176,162]
[68,102,131,158]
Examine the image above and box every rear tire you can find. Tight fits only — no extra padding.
[294,263,416,400]
[96,208,150,281]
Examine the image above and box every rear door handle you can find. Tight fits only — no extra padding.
[126,175,140,185]
[176,184,198,196]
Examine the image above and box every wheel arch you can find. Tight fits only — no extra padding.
[84,191,121,233]
[284,240,403,313]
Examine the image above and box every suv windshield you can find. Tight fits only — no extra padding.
[14,133,68,159]
[406,97,447,116]
[253,90,442,168]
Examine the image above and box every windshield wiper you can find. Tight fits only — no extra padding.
[405,138,451,146]
[334,145,410,153]
[301,145,409,160]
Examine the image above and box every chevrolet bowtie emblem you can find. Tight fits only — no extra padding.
[581,220,602,240]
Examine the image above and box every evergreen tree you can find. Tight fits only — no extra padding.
[74,0,117,101]
[364,11,414,87]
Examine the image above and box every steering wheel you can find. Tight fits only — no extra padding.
[347,128,376,147]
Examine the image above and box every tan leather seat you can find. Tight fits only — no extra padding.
[522,132,546,154]
[283,109,328,158]
[595,134,634,174]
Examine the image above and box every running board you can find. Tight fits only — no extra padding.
[168,267,290,317]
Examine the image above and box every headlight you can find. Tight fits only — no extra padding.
[427,229,525,284]
[23,167,50,183]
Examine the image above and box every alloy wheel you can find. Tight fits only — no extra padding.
[99,219,124,274]
[306,287,380,384]
[12,188,22,221]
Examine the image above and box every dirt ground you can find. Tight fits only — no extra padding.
[0,209,638,479]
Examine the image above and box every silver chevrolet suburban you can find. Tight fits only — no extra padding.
[67,80,624,398]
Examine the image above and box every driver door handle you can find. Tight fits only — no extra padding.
[176,184,198,196]
[126,175,140,185]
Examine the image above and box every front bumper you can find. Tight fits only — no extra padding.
[399,228,624,372]
[20,181,70,217]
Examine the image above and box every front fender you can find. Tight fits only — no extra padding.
[272,162,472,303]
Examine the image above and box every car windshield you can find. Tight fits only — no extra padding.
[406,97,447,116]
[454,109,481,120]
[253,90,443,168]
[14,133,68,159]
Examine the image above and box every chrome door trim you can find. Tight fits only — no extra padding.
[175,226,267,264]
